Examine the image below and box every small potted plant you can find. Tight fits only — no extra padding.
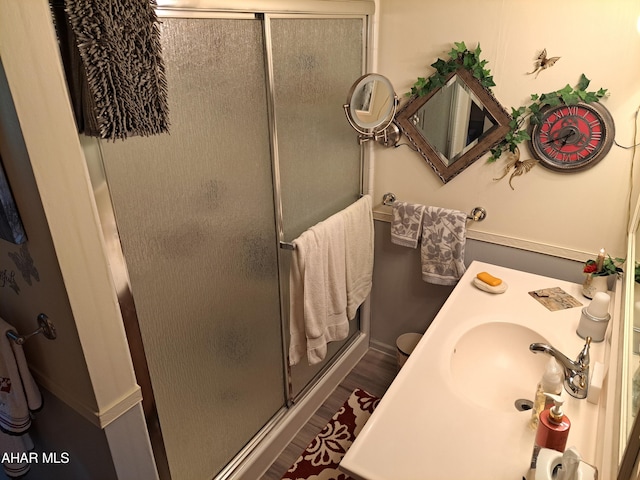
[582,251,624,299]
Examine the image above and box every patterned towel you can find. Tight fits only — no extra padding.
[0,320,42,434]
[420,207,467,285]
[0,319,42,478]
[390,202,425,248]
[0,433,34,478]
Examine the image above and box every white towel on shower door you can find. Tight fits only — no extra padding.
[289,212,349,366]
[344,194,374,320]
[288,228,313,366]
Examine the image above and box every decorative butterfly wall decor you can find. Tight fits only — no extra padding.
[527,49,560,78]
[9,244,39,286]
[493,147,538,190]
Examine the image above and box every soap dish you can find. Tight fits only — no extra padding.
[472,277,508,294]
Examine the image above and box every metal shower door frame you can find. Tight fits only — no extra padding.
[261,10,371,406]
[88,2,374,479]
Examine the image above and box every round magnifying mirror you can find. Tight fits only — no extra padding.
[347,73,396,130]
[344,74,399,146]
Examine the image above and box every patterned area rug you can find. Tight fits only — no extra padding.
[281,388,380,480]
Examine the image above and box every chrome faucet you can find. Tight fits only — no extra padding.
[529,337,591,399]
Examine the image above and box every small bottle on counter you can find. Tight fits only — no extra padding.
[530,393,571,471]
[529,357,563,430]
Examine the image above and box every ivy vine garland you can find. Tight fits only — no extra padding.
[408,42,495,98]
[408,42,609,183]
[488,73,608,163]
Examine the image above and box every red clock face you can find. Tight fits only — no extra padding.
[530,102,614,172]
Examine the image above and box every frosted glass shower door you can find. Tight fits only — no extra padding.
[270,17,364,237]
[268,17,365,396]
[99,17,284,480]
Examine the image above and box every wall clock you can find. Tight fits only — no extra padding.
[529,101,615,172]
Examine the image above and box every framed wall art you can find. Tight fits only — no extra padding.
[0,153,26,244]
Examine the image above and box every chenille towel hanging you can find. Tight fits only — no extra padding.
[59,0,170,140]
[420,206,467,285]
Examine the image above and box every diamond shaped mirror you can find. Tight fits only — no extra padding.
[395,67,511,183]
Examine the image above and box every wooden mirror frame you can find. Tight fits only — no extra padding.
[395,67,511,183]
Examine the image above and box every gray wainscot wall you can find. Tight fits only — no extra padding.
[370,220,587,354]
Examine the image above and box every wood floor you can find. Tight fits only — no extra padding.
[261,348,398,480]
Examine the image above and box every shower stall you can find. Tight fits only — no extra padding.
[83,2,374,479]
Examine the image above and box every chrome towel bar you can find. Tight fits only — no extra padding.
[280,241,295,250]
[6,313,57,345]
[280,193,487,250]
[382,192,486,222]
[279,194,367,250]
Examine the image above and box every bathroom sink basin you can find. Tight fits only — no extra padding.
[450,322,549,412]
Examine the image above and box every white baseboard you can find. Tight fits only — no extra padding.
[369,338,396,357]
[30,368,142,429]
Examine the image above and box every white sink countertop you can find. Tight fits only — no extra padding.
[340,261,609,480]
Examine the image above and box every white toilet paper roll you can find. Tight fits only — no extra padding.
[533,447,598,480]
[534,448,562,480]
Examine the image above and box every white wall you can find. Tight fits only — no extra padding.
[0,59,118,480]
[375,0,640,261]
[0,0,141,424]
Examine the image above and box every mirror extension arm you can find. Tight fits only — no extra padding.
[343,98,400,146]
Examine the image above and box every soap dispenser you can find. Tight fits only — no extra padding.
[530,393,571,470]
[529,357,563,429]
